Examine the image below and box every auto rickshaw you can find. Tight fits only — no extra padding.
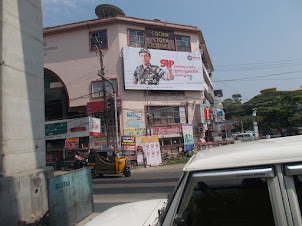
[87,149,131,177]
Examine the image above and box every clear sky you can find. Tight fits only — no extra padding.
[43,0,302,102]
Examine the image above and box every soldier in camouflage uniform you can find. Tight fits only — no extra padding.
[133,49,173,85]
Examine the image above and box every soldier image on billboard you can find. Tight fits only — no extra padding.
[133,48,173,85]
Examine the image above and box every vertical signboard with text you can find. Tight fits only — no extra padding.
[182,124,195,152]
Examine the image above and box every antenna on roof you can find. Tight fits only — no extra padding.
[95,4,125,19]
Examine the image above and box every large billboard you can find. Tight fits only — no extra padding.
[123,47,204,91]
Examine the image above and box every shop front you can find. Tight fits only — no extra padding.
[45,117,101,170]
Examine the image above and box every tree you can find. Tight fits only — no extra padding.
[222,95,244,120]
[222,91,302,135]
[232,93,242,103]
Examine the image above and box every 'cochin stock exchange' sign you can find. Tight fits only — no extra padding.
[146,28,175,51]
[123,47,204,91]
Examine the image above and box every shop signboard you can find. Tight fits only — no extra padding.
[145,28,175,51]
[124,128,146,136]
[87,99,122,113]
[123,47,204,91]
[182,124,195,152]
[152,126,182,138]
[45,117,101,140]
[65,138,79,150]
[121,136,136,151]
[142,135,162,166]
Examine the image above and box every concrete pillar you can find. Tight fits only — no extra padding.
[0,0,53,224]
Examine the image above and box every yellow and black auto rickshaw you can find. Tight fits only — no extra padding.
[87,149,131,177]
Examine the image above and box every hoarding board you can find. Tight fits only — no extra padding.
[123,47,204,91]
[151,126,182,138]
[45,117,101,140]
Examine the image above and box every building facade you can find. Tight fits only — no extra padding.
[43,8,217,165]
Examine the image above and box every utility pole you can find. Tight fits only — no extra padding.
[97,72,119,151]
[95,37,110,147]
[146,87,151,136]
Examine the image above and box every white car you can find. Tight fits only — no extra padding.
[232,132,254,141]
[86,136,302,226]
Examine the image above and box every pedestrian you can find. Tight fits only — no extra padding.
[74,151,85,168]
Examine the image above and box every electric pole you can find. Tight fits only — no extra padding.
[95,37,110,147]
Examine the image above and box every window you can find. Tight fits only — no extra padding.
[176,36,191,52]
[285,164,302,214]
[91,79,118,98]
[128,30,145,47]
[90,30,108,50]
[293,175,302,212]
[159,138,183,146]
[179,171,275,226]
[149,106,185,126]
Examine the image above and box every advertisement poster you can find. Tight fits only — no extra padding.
[179,106,186,123]
[182,124,195,152]
[65,138,79,150]
[124,128,146,136]
[123,47,204,91]
[142,136,162,166]
[121,136,136,151]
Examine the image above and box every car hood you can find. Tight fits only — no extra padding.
[85,199,167,226]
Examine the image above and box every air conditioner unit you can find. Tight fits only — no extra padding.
[198,127,204,133]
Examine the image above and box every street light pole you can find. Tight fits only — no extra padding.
[252,108,257,138]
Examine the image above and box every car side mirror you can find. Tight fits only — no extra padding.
[173,217,185,226]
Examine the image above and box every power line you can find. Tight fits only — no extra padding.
[213,69,302,82]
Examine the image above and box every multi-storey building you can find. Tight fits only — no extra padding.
[43,5,216,166]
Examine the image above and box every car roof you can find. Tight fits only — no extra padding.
[183,136,302,172]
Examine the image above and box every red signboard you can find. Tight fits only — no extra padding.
[152,126,182,138]
[71,127,86,133]
[87,99,122,113]
[205,108,211,120]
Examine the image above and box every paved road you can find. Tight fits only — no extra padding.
[92,163,185,214]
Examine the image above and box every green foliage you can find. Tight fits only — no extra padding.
[223,91,302,134]
[222,97,244,120]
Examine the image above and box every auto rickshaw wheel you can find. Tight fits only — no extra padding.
[124,170,131,177]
